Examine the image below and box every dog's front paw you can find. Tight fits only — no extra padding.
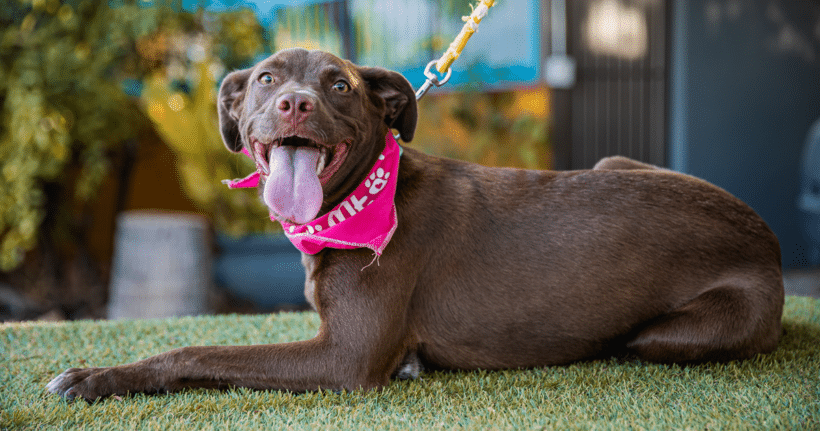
[46,367,118,401]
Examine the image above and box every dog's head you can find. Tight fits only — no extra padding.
[217,48,417,224]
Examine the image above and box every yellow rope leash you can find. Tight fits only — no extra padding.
[397,0,496,141]
[435,0,497,74]
[410,0,497,103]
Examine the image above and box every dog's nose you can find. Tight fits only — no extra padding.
[276,93,315,125]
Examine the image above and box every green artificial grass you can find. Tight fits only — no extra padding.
[2,296,818,430]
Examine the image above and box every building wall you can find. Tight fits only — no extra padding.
[669,0,820,269]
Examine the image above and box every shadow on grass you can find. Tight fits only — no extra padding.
[774,320,820,359]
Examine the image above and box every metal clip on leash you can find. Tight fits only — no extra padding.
[415,60,453,101]
[393,61,452,142]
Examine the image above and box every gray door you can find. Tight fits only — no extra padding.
[548,0,668,170]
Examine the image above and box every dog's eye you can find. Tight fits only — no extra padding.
[258,73,274,85]
[332,81,350,93]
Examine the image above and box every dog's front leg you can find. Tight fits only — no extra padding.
[48,249,415,401]
[47,336,360,401]
[48,284,411,400]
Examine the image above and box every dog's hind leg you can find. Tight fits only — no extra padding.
[593,156,663,171]
[625,274,783,363]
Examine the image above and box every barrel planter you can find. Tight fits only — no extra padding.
[108,211,211,319]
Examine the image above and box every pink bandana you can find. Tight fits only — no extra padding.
[224,134,401,256]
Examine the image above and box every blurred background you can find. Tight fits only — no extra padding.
[0,0,818,321]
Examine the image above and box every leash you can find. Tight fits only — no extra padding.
[396,0,497,141]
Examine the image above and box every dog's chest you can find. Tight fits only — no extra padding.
[301,253,319,310]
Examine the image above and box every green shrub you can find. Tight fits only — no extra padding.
[0,0,173,270]
[0,0,268,271]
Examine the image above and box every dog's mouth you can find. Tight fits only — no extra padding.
[251,135,350,224]
[252,136,349,184]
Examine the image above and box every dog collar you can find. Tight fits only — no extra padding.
[224,134,401,256]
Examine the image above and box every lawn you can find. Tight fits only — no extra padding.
[2,296,818,430]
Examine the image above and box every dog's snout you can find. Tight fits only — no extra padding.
[276,93,315,125]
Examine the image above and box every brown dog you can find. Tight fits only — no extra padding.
[47,49,784,401]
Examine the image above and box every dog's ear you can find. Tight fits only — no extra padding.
[359,67,418,142]
[217,68,253,152]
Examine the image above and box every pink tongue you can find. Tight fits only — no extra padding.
[263,146,323,224]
